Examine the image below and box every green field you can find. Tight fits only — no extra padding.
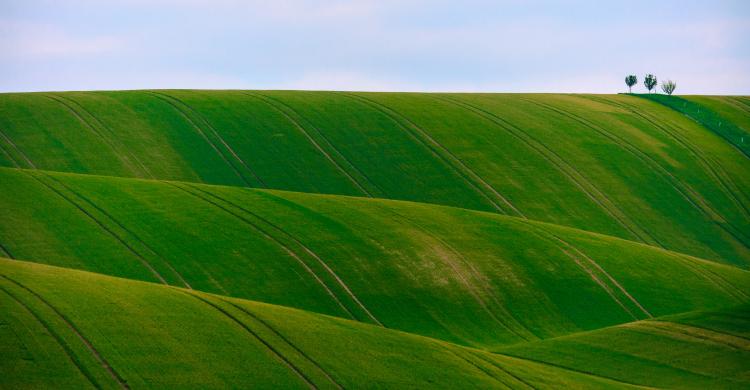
[1,91,748,388]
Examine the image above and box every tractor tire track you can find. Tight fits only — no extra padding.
[524,98,750,249]
[340,92,522,217]
[632,322,750,351]
[538,231,639,321]
[0,141,21,168]
[726,96,750,115]
[243,91,379,197]
[187,183,381,326]
[0,241,13,259]
[164,181,357,321]
[470,352,537,390]
[145,92,252,187]
[181,291,316,389]
[54,94,155,179]
[652,320,750,343]
[674,254,748,302]
[43,173,191,289]
[24,171,168,285]
[44,94,144,178]
[442,347,514,389]
[642,95,750,159]
[591,95,750,221]
[494,352,658,388]
[548,233,652,318]
[385,207,535,341]
[2,275,130,389]
[194,262,230,296]
[517,220,647,321]
[0,127,36,169]
[0,285,101,389]
[438,95,654,245]
[155,91,266,187]
[673,256,743,302]
[218,297,344,389]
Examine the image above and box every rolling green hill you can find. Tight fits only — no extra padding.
[1,90,749,388]
[498,304,750,389]
[1,92,748,267]
[2,257,746,389]
[1,167,748,350]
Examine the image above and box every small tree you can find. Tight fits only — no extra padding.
[625,75,637,93]
[661,80,676,95]
[644,74,657,93]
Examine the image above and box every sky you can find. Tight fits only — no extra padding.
[1,0,748,94]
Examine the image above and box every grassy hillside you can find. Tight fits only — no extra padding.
[2,167,748,349]
[642,94,750,159]
[1,257,643,389]
[5,257,748,389]
[499,304,750,389]
[0,91,748,267]
[1,90,748,387]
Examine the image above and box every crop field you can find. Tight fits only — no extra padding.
[1,91,749,388]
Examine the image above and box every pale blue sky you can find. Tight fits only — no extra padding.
[1,0,748,93]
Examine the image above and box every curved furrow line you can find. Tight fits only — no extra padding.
[340,92,522,217]
[243,91,380,197]
[682,256,749,301]
[670,255,746,303]
[524,98,750,250]
[56,94,155,179]
[515,220,644,321]
[651,320,750,343]
[24,171,169,285]
[591,95,750,221]
[623,326,750,375]
[384,207,536,341]
[0,285,101,389]
[727,96,750,115]
[645,96,750,162]
[0,241,13,258]
[0,127,36,169]
[443,348,514,389]
[44,94,144,178]
[43,173,191,289]
[470,352,538,390]
[194,262,230,296]
[218,298,344,389]
[163,181,357,321]
[2,275,130,389]
[157,92,266,187]
[145,92,249,186]
[548,233,652,318]
[0,141,21,168]
[188,183,382,326]
[632,322,750,351]
[180,291,317,390]
[438,95,654,245]
[542,233,639,321]
[493,352,657,388]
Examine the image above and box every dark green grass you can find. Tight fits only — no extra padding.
[0,91,748,267]
[1,258,642,389]
[498,304,750,389]
[1,167,748,350]
[641,94,750,159]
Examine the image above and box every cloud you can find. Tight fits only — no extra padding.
[0,21,127,59]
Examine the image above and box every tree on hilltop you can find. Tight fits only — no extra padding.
[644,74,657,93]
[625,75,637,93]
[661,80,676,95]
